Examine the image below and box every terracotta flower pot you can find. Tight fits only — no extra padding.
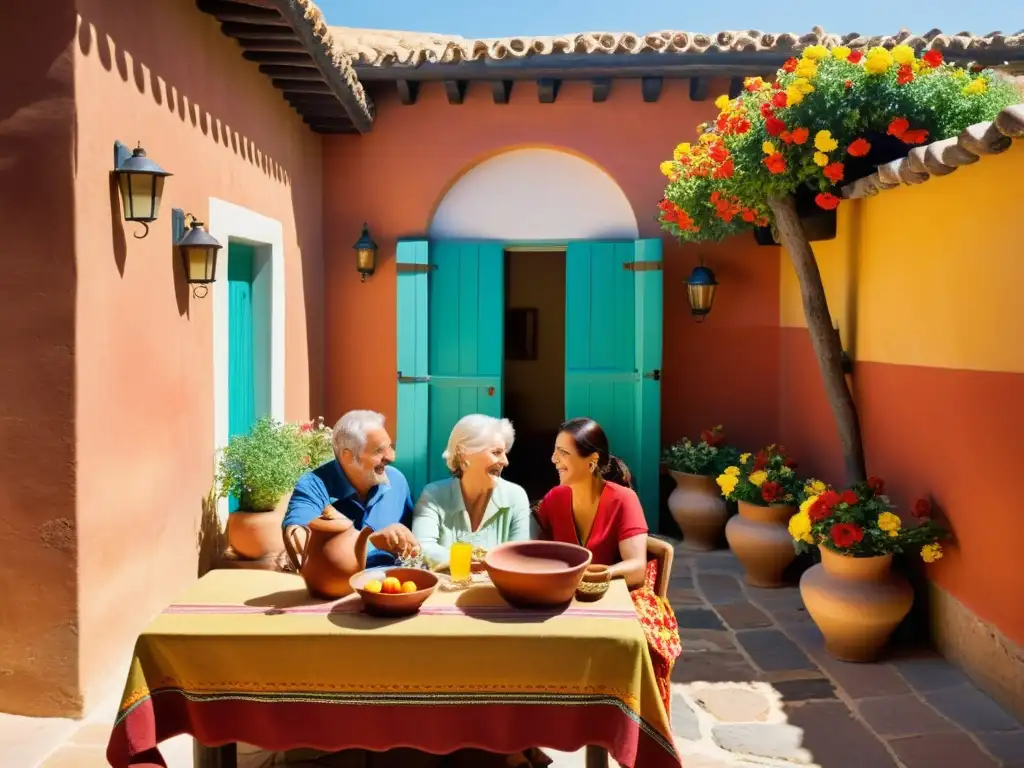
[725,500,796,587]
[668,471,728,551]
[800,548,913,662]
[226,493,291,560]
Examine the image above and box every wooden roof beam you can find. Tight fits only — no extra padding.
[196,0,287,24]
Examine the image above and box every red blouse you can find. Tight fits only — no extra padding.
[534,482,649,566]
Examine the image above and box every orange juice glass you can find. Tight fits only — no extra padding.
[449,541,473,582]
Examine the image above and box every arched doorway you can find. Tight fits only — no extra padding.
[396,148,663,525]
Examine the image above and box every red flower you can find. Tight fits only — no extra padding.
[761,481,783,503]
[782,57,798,73]
[753,450,768,471]
[830,522,865,548]
[901,128,929,145]
[772,80,783,90]
[847,50,864,64]
[790,127,809,145]
[760,102,774,118]
[700,427,725,447]
[840,490,859,506]
[779,130,793,144]
[912,498,932,519]
[785,458,798,469]
[713,159,735,179]
[742,208,756,223]
[867,476,886,493]
[815,193,841,210]
[819,489,842,509]
[771,91,788,108]
[887,117,910,139]
[764,152,787,174]
[922,49,943,68]
[847,138,872,157]
[823,162,845,183]
[708,142,730,163]
[844,79,854,89]
[897,64,914,85]
[765,117,787,137]
[808,497,832,523]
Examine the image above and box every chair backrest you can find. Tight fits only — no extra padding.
[645,536,673,601]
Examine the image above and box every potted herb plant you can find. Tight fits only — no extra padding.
[717,445,802,587]
[791,477,947,662]
[662,425,739,550]
[217,416,334,560]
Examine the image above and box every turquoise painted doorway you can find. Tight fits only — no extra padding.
[395,240,504,499]
[564,240,663,530]
[227,241,272,511]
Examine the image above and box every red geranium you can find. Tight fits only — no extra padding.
[867,476,885,493]
[897,64,914,85]
[847,50,864,63]
[912,498,932,519]
[782,57,798,73]
[840,489,859,506]
[823,162,845,183]
[922,49,943,68]
[760,102,774,118]
[700,426,725,447]
[901,128,929,145]
[887,117,910,138]
[830,522,865,548]
[815,193,841,211]
[790,127,809,145]
[771,91,788,108]
[765,117,787,137]
[761,481,783,503]
[847,138,872,157]
[764,152,787,174]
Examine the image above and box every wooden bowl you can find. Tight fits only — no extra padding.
[350,567,439,617]
[483,541,592,608]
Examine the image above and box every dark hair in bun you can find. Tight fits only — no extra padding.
[558,417,633,488]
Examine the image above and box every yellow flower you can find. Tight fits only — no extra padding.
[804,480,827,496]
[739,452,751,464]
[748,470,768,487]
[760,80,772,91]
[799,495,819,516]
[790,77,815,95]
[891,44,915,65]
[921,543,943,563]
[813,151,829,167]
[659,160,676,178]
[744,76,764,90]
[699,132,717,144]
[717,474,739,497]
[788,510,815,544]
[715,94,731,110]
[786,87,805,106]
[814,130,839,152]
[723,466,740,477]
[795,60,818,79]
[832,46,852,61]
[802,44,829,61]
[762,141,776,155]
[952,69,966,80]
[673,143,692,160]
[963,79,988,95]
[877,512,902,538]
[864,47,893,74]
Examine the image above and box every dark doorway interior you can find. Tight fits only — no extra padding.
[502,250,566,503]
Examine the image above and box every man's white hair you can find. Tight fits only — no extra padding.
[442,414,515,475]
[332,410,387,457]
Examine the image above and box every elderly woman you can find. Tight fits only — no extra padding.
[412,414,532,567]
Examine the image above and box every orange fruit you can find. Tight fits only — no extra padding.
[381,576,402,595]
[363,579,383,594]
[401,580,418,593]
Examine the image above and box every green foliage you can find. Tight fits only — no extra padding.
[657,44,1021,241]
[662,425,741,476]
[216,416,333,511]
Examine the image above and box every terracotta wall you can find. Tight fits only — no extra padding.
[0,0,324,718]
[0,0,80,718]
[322,81,781,456]
[779,144,1024,646]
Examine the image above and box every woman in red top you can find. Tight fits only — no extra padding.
[533,418,682,715]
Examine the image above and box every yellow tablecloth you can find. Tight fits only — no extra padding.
[109,570,679,768]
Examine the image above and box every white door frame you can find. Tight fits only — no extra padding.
[209,198,286,523]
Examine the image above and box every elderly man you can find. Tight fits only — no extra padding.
[284,409,418,567]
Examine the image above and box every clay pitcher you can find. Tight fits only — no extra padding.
[800,548,913,662]
[725,500,796,588]
[284,506,373,599]
[668,471,729,551]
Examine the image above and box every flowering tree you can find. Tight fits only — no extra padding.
[658,44,1020,484]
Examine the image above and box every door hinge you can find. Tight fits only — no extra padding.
[623,261,663,272]
[397,372,430,383]
[642,369,661,381]
[396,263,437,274]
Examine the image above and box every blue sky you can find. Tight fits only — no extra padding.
[320,0,1021,38]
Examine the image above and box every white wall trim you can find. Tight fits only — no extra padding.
[429,148,638,241]
[209,198,285,522]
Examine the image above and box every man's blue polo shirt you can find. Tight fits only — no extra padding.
[283,461,414,568]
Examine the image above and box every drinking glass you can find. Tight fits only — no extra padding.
[449,541,473,583]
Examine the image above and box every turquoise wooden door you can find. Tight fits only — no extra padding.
[395,241,504,498]
[564,239,663,529]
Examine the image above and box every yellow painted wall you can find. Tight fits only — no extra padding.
[780,143,1024,374]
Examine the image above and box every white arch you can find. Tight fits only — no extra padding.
[428,148,639,241]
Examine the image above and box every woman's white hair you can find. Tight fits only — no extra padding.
[442,414,515,476]
[331,410,386,457]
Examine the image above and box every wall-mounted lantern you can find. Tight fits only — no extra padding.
[353,223,378,282]
[113,142,171,239]
[685,262,718,322]
[173,209,222,299]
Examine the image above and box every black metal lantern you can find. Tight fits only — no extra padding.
[685,263,718,322]
[176,214,222,298]
[113,143,171,238]
[353,223,378,282]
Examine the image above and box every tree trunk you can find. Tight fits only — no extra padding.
[767,193,867,485]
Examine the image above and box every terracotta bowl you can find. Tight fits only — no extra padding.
[349,567,439,617]
[484,541,592,608]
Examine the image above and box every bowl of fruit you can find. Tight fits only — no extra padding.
[349,567,439,617]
